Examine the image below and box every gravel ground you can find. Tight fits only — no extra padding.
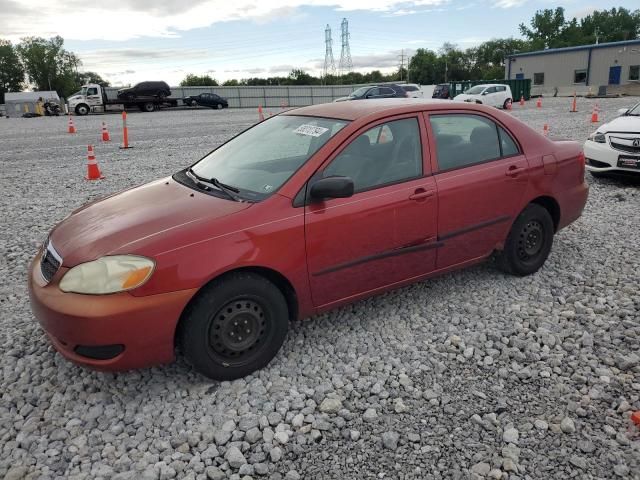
[1,98,639,480]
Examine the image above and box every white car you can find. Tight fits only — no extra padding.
[584,102,640,176]
[402,84,423,98]
[453,84,513,109]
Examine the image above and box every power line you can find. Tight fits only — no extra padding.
[338,18,353,76]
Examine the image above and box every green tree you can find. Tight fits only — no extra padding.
[76,71,110,87]
[581,8,640,43]
[519,7,567,49]
[180,73,218,86]
[287,69,318,85]
[222,79,239,86]
[16,36,80,97]
[0,40,25,103]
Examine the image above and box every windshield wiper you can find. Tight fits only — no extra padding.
[187,168,242,202]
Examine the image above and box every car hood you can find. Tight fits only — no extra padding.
[50,177,251,267]
[453,94,479,102]
[599,115,640,133]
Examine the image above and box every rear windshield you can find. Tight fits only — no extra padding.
[189,115,348,200]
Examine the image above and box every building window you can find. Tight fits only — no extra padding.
[630,65,640,81]
[574,69,587,84]
[533,73,544,85]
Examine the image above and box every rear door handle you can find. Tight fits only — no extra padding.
[409,189,435,200]
[505,166,526,177]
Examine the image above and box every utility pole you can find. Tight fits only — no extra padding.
[338,18,353,76]
[444,58,448,83]
[397,49,405,81]
[323,24,336,83]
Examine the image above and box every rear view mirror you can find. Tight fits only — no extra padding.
[617,108,629,116]
[310,176,354,200]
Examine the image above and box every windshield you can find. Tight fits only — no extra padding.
[190,115,348,200]
[350,87,370,98]
[465,86,486,95]
[627,102,640,115]
[81,87,87,96]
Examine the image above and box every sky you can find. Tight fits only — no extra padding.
[1,0,638,86]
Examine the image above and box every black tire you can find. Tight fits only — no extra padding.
[190,100,197,107]
[75,104,90,116]
[496,204,554,276]
[142,102,155,112]
[178,272,289,380]
[216,103,223,110]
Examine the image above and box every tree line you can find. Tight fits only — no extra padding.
[181,7,640,88]
[1,6,638,103]
[0,36,108,103]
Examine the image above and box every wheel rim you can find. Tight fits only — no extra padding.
[208,299,267,360]
[517,220,544,260]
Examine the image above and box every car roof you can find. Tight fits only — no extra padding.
[473,84,510,88]
[283,98,496,121]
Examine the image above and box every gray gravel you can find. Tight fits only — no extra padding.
[1,99,640,479]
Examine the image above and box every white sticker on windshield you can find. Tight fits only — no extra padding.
[294,124,329,137]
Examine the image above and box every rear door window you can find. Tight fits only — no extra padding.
[430,114,502,171]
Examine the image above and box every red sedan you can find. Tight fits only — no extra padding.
[28,99,588,380]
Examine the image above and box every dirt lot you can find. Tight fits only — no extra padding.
[1,98,639,480]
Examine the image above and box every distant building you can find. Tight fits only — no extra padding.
[4,91,61,118]
[505,39,640,96]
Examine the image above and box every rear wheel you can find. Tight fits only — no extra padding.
[190,100,197,107]
[496,204,554,276]
[178,272,289,380]
[142,102,155,112]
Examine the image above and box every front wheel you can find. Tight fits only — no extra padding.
[496,204,554,276]
[178,272,289,380]
[75,104,90,116]
[216,103,223,110]
[141,102,155,112]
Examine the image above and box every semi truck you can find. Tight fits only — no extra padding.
[68,84,179,115]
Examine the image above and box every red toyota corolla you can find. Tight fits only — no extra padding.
[29,100,588,380]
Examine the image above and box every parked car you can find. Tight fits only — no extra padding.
[584,101,640,176]
[183,93,229,109]
[29,99,588,380]
[402,83,423,98]
[334,84,408,102]
[454,84,513,109]
[432,83,452,99]
[117,81,171,100]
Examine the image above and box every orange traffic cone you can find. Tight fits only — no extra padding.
[519,95,525,106]
[101,122,111,142]
[536,97,542,108]
[85,145,104,180]
[632,411,640,427]
[258,105,264,121]
[570,92,577,113]
[68,116,76,134]
[591,103,599,123]
[543,124,549,137]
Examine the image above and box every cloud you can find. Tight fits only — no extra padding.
[493,0,527,7]
[78,48,210,68]
[0,0,449,41]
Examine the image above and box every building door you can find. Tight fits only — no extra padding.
[515,73,524,79]
[609,66,622,85]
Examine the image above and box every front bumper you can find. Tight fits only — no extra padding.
[28,252,197,372]
[584,139,640,174]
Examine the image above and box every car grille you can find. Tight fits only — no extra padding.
[40,240,62,283]
[609,136,640,154]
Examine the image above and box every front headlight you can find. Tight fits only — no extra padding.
[588,132,606,143]
[59,255,155,294]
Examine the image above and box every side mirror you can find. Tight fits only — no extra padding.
[617,108,629,116]
[310,176,354,200]
[481,91,488,95]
